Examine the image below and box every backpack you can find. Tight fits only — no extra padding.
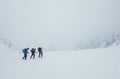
[22,49,25,53]
[22,48,28,54]
[38,47,42,52]
[31,48,36,53]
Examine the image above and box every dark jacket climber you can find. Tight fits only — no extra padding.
[30,48,36,59]
[38,47,43,58]
[22,48,29,60]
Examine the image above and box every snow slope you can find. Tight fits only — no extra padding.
[0,43,120,79]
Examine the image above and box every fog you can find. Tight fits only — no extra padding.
[0,0,120,50]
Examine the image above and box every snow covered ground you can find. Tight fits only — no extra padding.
[0,43,120,79]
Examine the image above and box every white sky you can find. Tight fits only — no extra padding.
[0,0,120,50]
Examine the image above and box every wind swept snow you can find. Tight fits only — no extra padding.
[0,45,120,79]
